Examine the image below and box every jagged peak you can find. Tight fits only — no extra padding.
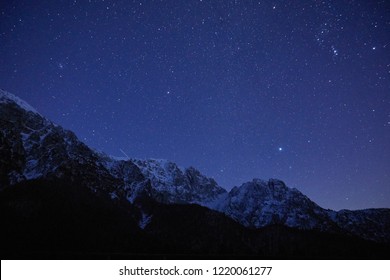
[0,89,40,115]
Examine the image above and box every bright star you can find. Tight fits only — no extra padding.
[278,147,283,151]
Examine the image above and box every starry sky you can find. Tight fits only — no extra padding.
[1,0,389,210]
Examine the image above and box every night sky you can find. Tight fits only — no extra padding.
[1,0,389,210]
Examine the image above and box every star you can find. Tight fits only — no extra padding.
[278,147,283,152]
[331,45,338,56]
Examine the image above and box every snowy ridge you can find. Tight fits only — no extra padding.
[0,89,40,115]
[0,93,118,191]
[130,158,226,204]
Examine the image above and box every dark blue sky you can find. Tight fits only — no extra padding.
[1,0,389,210]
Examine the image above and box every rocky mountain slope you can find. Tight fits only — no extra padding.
[1,89,390,247]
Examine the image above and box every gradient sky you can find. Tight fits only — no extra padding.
[1,0,389,210]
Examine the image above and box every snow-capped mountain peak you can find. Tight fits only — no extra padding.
[129,158,226,204]
[212,178,333,230]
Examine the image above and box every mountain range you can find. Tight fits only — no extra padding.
[1,89,389,259]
